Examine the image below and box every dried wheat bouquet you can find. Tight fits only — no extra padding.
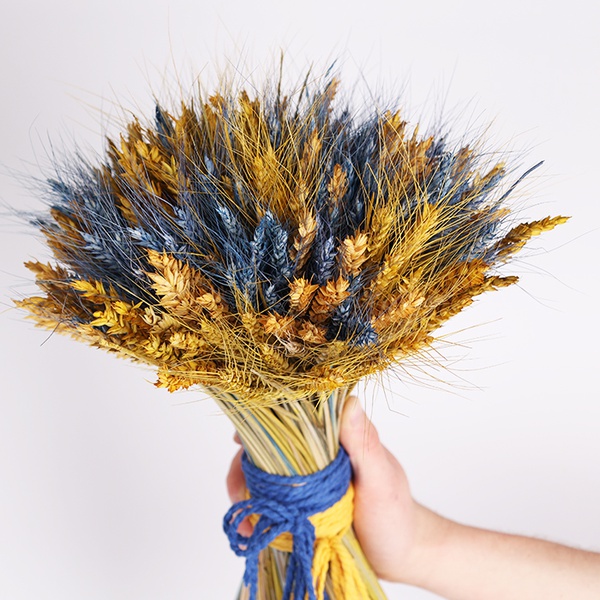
[15,70,566,600]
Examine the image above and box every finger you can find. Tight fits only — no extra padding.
[226,448,246,503]
[225,448,254,536]
[339,397,394,492]
[233,431,242,445]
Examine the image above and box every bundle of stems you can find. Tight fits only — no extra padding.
[15,69,566,599]
[214,387,386,599]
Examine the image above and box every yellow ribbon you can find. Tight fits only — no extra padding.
[249,483,370,600]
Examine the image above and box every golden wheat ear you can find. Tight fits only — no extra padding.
[15,70,566,402]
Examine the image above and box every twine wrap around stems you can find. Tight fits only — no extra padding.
[223,447,369,600]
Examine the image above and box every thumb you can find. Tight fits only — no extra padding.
[339,397,392,491]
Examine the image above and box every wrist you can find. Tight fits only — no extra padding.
[390,502,456,587]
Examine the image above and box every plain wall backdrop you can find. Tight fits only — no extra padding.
[1,1,599,598]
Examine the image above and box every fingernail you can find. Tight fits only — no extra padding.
[349,398,364,427]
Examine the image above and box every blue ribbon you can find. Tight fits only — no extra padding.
[223,447,351,600]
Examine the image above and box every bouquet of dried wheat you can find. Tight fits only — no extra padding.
[15,69,566,600]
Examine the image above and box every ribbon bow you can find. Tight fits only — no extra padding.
[223,447,366,600]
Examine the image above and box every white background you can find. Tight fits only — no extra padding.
[1,1,599,598]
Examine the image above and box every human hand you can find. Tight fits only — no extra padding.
[227,398,600,598]
[336,396,432,582]
[225,396,441,583]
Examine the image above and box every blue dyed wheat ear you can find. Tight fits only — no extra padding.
[16,75,567,403]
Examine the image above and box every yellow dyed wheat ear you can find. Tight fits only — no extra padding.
[16,74,567,404]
